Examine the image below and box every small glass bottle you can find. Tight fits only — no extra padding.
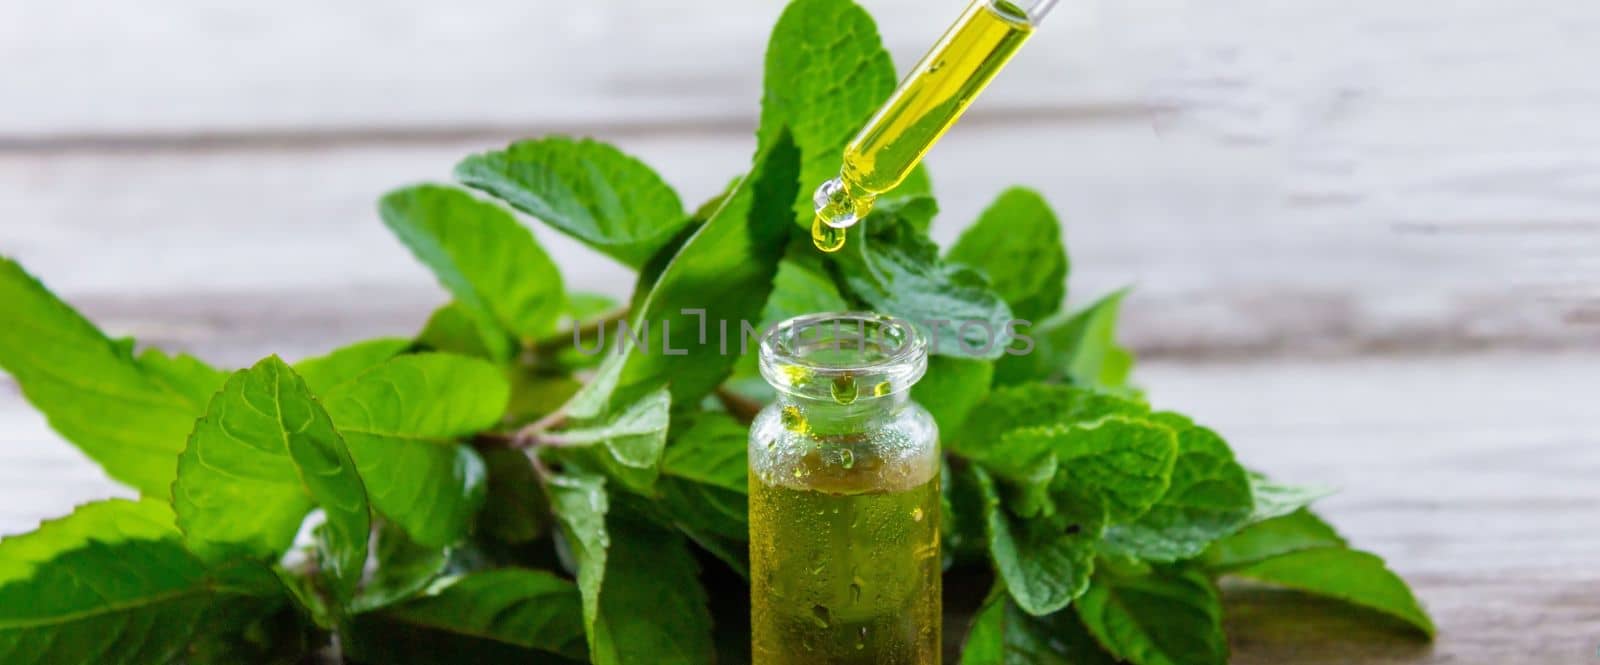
[749,313,941,665]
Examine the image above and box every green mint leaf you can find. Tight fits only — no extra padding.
[659,411,751,575]
[548,474,715,664]
[477,448,550,544]
[346,569,587,664]
[1200,509,1346,571]
[320,353,506,547]
[962,589,1117,665]
[1100,416,1254,562]
[942,461,989,568]
[955,383,1149,464]
[912,356,995,434]
[834,205,1015,358]
[759,254,851,331]
[549,388,672,495]
[990,416,1178,525]
[1076,567,1228,665]
[757,0,897,225]
[1245,472,1336,522]
[351,521,451,613]
[0,258,223,494]
[1231,548,1435,637]
[173,356,370,604]
[507,373,584,432]
[455,137,689,269]
[135,348,230,408]
[574,131,800,409]
[978,467,1101,616]
[293,337,410,395]
[0,499,286,665]
[416,302,513,362]
[996,289,1135,391]
[380,184,565,349]
[565,292,621,323]
[589,514,716,664]
[947,187,1069,322]
[546,473,609,651]
[662,411,749,494]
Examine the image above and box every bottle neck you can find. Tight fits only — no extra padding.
[776,390,910,437]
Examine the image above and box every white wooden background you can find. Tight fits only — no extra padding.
[3,0,1598,662]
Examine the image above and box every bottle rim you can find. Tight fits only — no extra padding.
[758,312,928,400]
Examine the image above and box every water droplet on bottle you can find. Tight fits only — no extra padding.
[912,507,925,522]
[831,373,859,404]
[781,405,807,433]
[810,604,832,628]
[838,447,855,469]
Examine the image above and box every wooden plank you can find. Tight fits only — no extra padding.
[4,122,1593,359]
[5,350,1597,662]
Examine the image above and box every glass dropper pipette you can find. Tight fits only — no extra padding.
[812,0,1058,252]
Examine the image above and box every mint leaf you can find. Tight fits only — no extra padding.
[293,337,410,394]
[0,499,286,665]
[173,356,370,604]
[1010,416,1179,524]
[477,448,549,544]
[348,569,587,663]
[549,388,672,494]
[757,0,897,225]
[997,289,1135,391]
[320,353,505,547]
[589,514,716,664]
[548,474,715,664]
[660,412,751,574]
[962,590,1116,665]
[1101,416,1254,562]
[455,137,689,269]
[1225,545,1435,636]
[1076,567,1228,665]
[575,132,799,409]
[381,184,564,350]
[834,206,1015,358]
[759,254,851,330]
[912,356,994,434]
[546,473,609,649]
[1200,509,1346,571]
[955,383,1148,464]
[947,188,1069,322]
[662,411,749,494]
[353,521,450,613]
[416,302,511,361]
[1245,472,1336,522]
[978,467,1101,616]
[0,258,223,494]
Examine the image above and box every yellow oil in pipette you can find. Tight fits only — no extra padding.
[813,0,1038,252]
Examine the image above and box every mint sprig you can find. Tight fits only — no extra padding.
[0,0,1431,662]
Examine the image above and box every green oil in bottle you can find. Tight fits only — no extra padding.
[749,455,942,664]
[813,0,1037,252]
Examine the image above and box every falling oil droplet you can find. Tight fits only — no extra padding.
[831,373,858,404]
[856,626,869,649]
[912,507,925,522]
[838,447,855,469]
[872,381,892,397]
[812,216,847,253]
[849,580,863,604]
